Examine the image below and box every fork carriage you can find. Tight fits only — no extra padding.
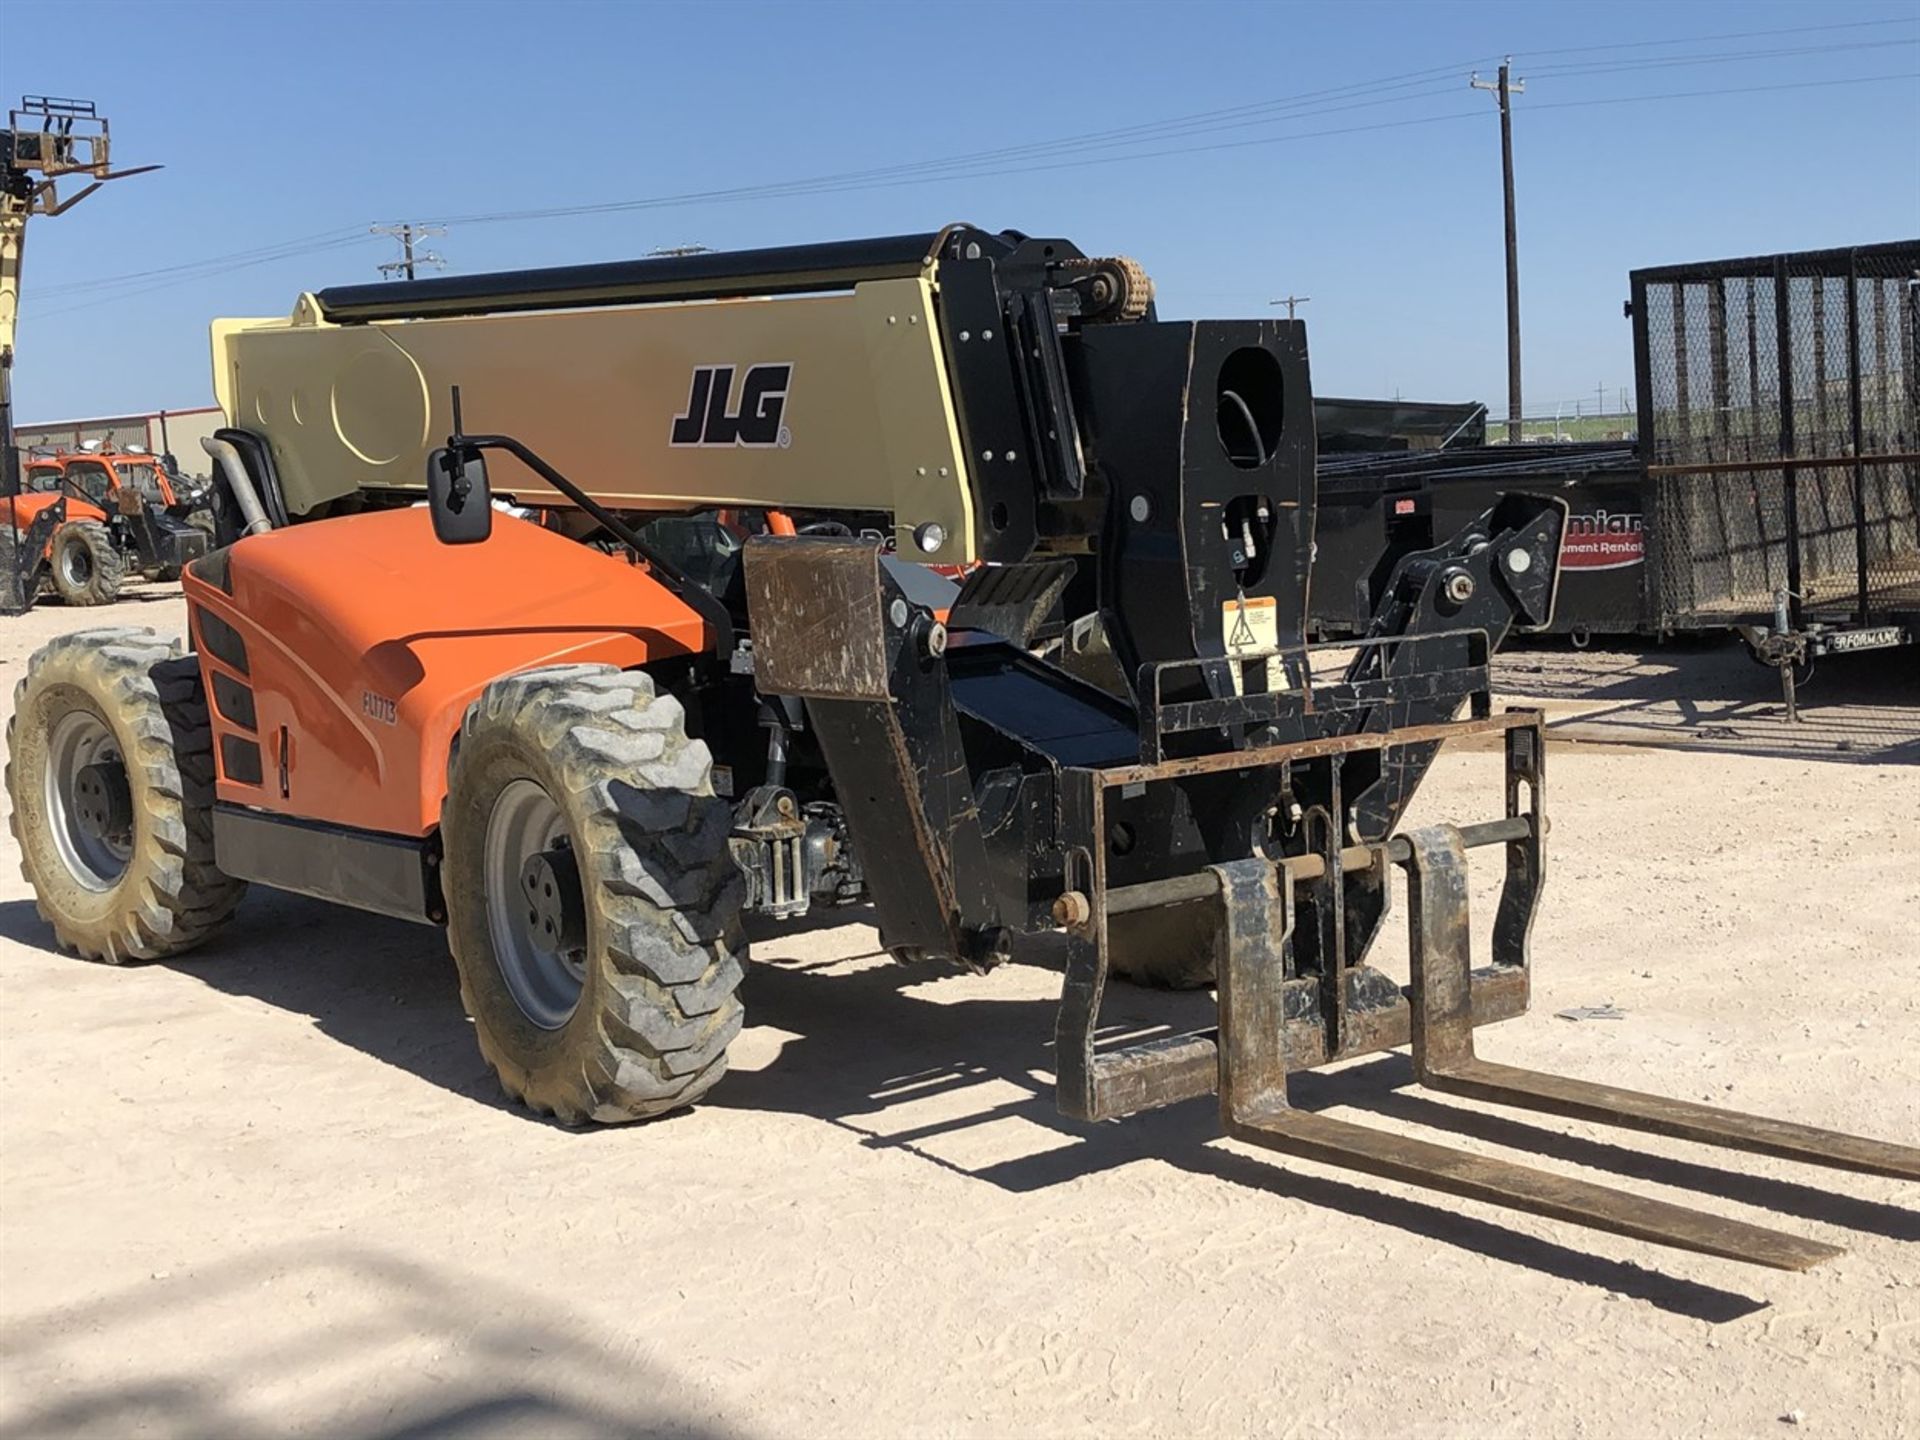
[745,521,1918,1272]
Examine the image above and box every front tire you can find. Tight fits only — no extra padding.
[441,666,746,1124]
[5,628,245,961]
[49,521,126,606]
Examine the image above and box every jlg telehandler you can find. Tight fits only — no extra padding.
[8,228,1914,1270]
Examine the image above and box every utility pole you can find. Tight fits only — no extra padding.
[1471,58,1525,443]
[1269,294,1311,321]
[371,222,447,281]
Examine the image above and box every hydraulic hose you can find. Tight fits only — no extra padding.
[200,436,273,537]
[1220,389,1268,467]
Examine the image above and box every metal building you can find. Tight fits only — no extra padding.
[13,405,222,477]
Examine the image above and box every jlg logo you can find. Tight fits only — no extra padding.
[669,363,793,448]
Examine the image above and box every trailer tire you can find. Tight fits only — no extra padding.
[5,628,246,962]
[441,665,746,1125]
[49,522,126,607]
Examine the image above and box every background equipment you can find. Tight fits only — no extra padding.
[2,95,159,613]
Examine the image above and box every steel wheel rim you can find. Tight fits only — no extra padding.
[43,708,131,890]
[60,541,91,589]
[484,778,586,1030]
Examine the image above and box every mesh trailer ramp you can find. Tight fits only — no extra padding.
[1630,240,1920,717]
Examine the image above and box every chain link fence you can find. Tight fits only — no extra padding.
[1631,241,1919,631]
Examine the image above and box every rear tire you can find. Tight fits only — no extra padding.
[5,628,246,962]
[49,521,126,606]
[441,665,746,1124]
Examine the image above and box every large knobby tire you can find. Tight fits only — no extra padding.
[441,665,747,1125]
[49,521,126,607]
[5,628,246,962]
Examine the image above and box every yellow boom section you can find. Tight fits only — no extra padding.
[211,276,980,564]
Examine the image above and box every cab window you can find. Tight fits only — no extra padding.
[117,462,164,500]
[26,465,63,494]
[64,460,114,505]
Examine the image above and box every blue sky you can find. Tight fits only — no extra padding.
[4,0,1916,423]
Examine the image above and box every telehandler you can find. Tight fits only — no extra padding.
[2,445,213,606]
[7,227,1914,1270]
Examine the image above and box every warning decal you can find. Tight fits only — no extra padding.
[1224,593,1279,654]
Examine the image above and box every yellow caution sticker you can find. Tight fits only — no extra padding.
[1222,593,1282,694]
[1224,593,1278,650]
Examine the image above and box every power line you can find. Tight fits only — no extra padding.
[424,69,1491,228]
[1523,70,1920,116]
[1516,14,1917,60]
[405,24,1916,230]
[33,226,367,298]
[23,56,1918,307]
[35,58,1499,298]
[612,69,1915,205]
[1527,36,1917,79]
[371,222,446,281]
[424,67,1916,231]
[28,234,373,320]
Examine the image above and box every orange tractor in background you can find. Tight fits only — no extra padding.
[1,444,213,606]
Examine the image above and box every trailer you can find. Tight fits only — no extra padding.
[1308,240,1920,706]
[1313,440,1644,641]
[1631,240,1920,714]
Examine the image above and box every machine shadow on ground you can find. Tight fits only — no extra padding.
[1495,638,1920,763]
[0,1242,736,1440]
[715,952,1918,1321]
[24,584,182,611]
[0,890,504,1113]
[6,890,1910,1324]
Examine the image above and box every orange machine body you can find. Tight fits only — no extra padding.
[183,507,708,837]
[0,490,102,535]
[3,451,190,551]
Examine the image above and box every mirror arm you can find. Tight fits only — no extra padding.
[457,433,735,662]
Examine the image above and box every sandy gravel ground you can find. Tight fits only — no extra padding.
[2,589,1916,1439]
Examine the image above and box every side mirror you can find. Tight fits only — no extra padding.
[425,446,492,545]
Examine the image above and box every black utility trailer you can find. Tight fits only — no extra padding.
[1310,240,1919,714]
[1313,441,1645,642]
[1631,240,1919,713]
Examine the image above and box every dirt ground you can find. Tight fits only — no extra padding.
[2,587,1917,1439]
